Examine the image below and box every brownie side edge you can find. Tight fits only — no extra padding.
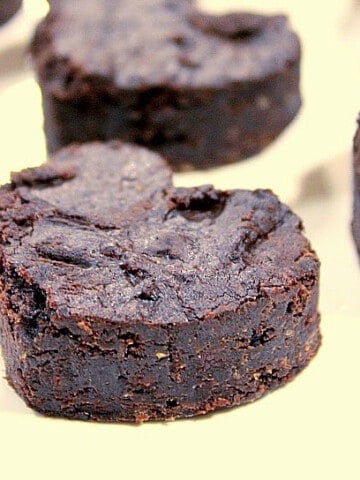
[37,65,301,170]
[0,240,320,423]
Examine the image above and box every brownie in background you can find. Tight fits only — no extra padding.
[31,0,301,170]
[0,0,22,26]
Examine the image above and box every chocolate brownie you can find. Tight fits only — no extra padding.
[353,117,360,253]
[0,142,320,422]
[30,0,301,170]
[0,0,22,26]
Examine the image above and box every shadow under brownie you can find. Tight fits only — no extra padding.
[31,0,301,170]
[352,115,360,254]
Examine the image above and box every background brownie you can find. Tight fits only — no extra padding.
[353,116,360,253]
[0,142,320,422]
[0,0,22,26]
[31,0,301,170]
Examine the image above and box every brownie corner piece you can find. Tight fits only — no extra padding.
[30,0,301,170]
[0,142,320,422]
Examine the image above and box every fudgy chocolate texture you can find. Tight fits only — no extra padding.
[353,118,360,254]
[0,142,320,422]
[0,0,22,25]
[31,0,301,170]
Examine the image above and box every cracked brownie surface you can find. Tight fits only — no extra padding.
[31,0,301,170]
[0,142,320,422]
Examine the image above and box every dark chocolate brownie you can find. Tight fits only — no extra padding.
[30,0,301,170]
[0,142,320,422]
[353,117,360,254]
[0,0,22,26]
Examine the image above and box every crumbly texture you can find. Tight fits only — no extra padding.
[353,117,360,254]
[31,0,301,170]
[0,142,320,422]
[0,0,22,25]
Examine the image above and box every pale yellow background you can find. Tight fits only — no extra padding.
[0,1,359,479]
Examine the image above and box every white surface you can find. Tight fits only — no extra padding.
[0,1,359,479]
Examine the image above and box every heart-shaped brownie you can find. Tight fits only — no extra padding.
[0,142,320,422]
[31,0,301,170]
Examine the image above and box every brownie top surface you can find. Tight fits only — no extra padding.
[0,143,317,325]
[35,0,300,88]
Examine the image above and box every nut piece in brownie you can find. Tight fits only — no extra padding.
[0,0,22,25]
[0,142,320,422]
[31,0,301,170]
